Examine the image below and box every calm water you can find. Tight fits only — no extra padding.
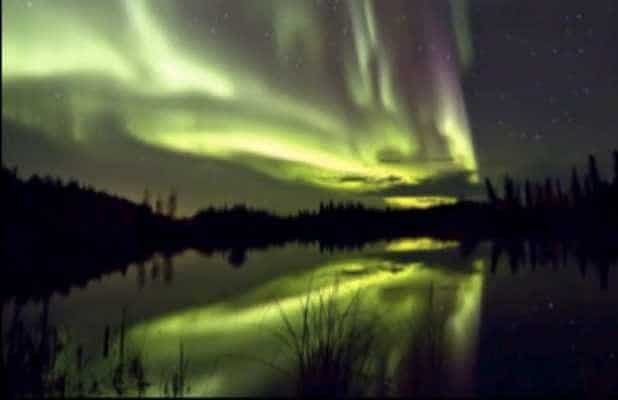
[4,238,617,396]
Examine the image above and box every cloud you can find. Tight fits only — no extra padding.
[337,174,403,185]
[365,171,482,199]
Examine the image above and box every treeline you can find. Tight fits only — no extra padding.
[3,151,617,299]
[2,167,185,301]
[187,200,490,248]
[3,167,184,251]
[483,151,618,235]
[2,165,489,299]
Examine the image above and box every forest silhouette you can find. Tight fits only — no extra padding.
[3,150,617,300]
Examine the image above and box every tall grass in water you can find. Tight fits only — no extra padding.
[109,307,153,397]
[1,303,191,398]
[1,300,71,398]
[276,285,378,397]
[160,342,190,397]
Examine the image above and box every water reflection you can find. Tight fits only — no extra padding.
[85,239,484,395]
[489,238,614,290]
[2,237,616,397]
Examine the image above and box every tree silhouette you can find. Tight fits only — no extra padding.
[612,150,618,186]
[503,175,519,208]
[587,154,601,194]
[3,150,618,304]
[514,181,523,208]
[583,176,593,200]
[142,189,151,211]
[227,248,247,268]
[167,190,177,219]
[524,179,534,209]
[570,167,582,206]
[155,196,163,215]
[544,178,555,207]
[485,177,498,206]
[555,178,565,207]
[163,256,174,284]
[535,183,545,208]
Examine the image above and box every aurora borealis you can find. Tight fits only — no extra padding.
[1,0,479,212]
[3,2,618,396]
[28,241,486,396]
[2,0,617,214]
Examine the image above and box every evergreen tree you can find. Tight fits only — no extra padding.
[555,178,565,207]
[587,154,601,193]
[570,167,582,206]
[142,189,151,210]
[155,196,163,215]
[613,150,618,186]
[503,175,519,208]
[514,181,523,208]
[485,177,499,206]
[583,176,593,200]
[524,180,534,209]
[535,183,545,208]
[544,178,555,206]
[167,190,177,218]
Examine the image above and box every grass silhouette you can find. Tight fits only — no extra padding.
[275,284,378,397]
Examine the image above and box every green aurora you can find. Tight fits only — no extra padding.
[67,239,485,396]
[122,259,484,396]
[2,0,478,212]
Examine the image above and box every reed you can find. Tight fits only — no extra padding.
[276,285,378,397]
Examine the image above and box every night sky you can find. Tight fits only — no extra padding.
[2,0,617,215]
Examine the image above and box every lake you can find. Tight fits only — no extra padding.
[3,238,617,396]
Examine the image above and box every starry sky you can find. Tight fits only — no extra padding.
[2,0,617,215]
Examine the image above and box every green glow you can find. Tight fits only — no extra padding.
[1,1,134,82]
[386,237,459,252]
[2,0,480,200]
[450,0,475,70]
[274,1,323,67]
[95,251,486,396]
[384,196,458,209]
[141,124,438,192]
[448,261,484,338]
[444,260,484,391]
[345,0,402,118]
[125,0,235,99]
[435,90,478,178]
